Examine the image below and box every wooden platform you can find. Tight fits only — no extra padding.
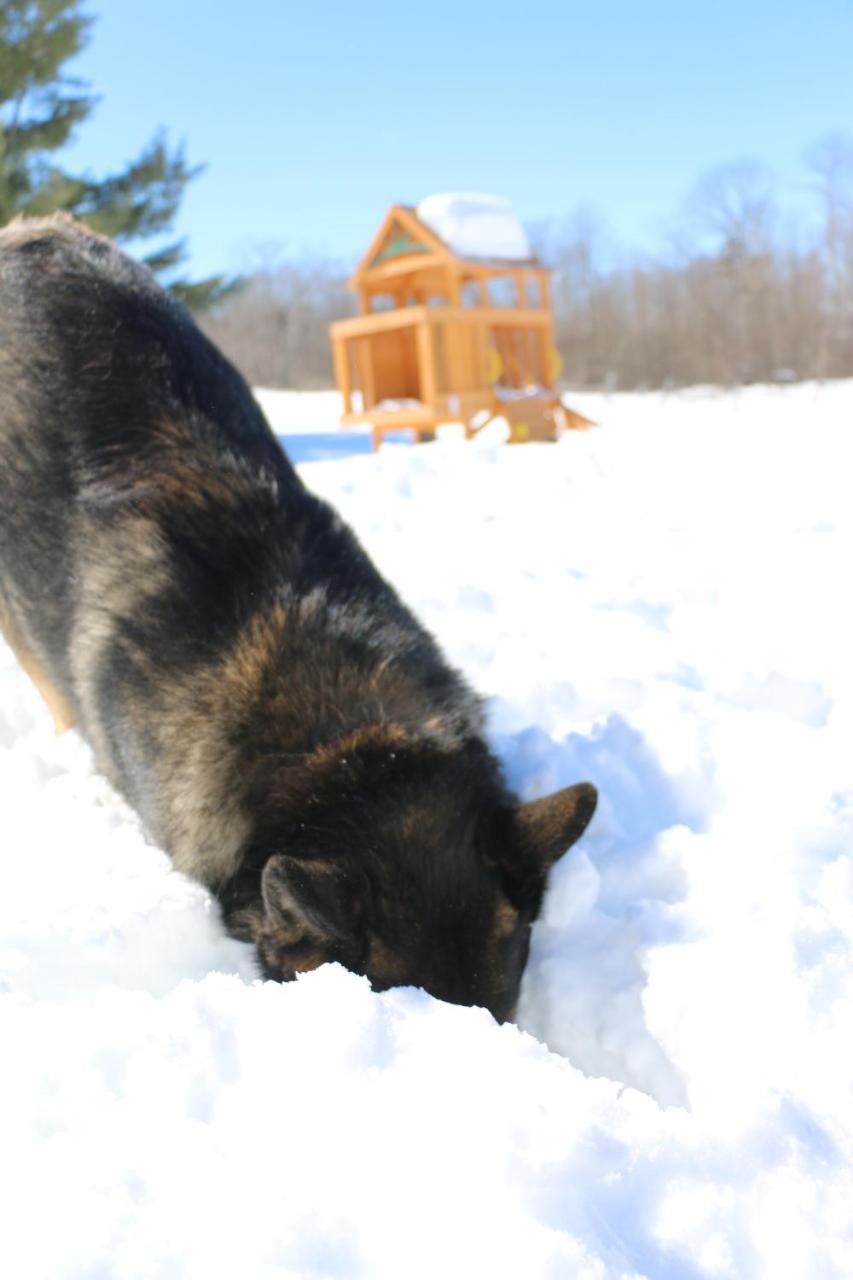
[343,393,595,450]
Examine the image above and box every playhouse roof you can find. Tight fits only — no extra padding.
[350,195,540,287]
[416,193,533,263]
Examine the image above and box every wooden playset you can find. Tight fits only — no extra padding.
[329,196,593,448]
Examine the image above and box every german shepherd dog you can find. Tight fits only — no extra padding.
[0,215,597,1021]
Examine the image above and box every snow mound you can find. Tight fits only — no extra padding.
[2,379,853,1277]
[417,192,533,262]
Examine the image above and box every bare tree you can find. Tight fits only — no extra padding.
[805,133,853,375]
[685,160,777,257]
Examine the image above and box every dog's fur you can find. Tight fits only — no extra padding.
[0,214,597,1021]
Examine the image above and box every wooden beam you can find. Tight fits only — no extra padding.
[388,307,552,369]
[343,406,435,428]
[357,252,448,287]
[439,307,551,328]
[331,306,429,338]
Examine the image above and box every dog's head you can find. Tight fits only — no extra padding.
[245,731,597,1023]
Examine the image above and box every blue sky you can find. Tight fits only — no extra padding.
[63,0,853,279]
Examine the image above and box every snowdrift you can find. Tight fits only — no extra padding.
[2,381,852,1278]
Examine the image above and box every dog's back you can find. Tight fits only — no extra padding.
[0,215,288,677]
[0,215,597,1021]
[0,213,468,862]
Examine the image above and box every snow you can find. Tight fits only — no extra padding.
[3,379,853,1277]
[417,192,533,262]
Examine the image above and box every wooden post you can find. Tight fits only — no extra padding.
[476,321,490,392]
[500,328,520,388]
[539,271,555,388]
[416,319,436,413]
[517,325,532,384]
[538,327,552,389]
[517,327,528,386]
[332,337,353,416]
[442,269,465,406]
[356,338,376,409]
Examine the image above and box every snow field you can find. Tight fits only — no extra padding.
[1,381,852,1278]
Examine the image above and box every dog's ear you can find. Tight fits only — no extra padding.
[516,782,598,873]
[261,855,366,945]
[484,782,597,885]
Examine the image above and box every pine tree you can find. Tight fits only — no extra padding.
[0,0,229,309]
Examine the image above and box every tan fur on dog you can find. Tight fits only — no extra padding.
[0,608,76,735]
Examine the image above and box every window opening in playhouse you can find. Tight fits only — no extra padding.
[487,276,517,308]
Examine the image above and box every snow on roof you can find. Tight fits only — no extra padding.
[416,192,533,263]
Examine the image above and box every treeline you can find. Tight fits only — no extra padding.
[201,256,354,389]
[203,135,853,390]
[538,137,853,388]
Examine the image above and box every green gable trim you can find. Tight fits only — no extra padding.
[372,230,429,267]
